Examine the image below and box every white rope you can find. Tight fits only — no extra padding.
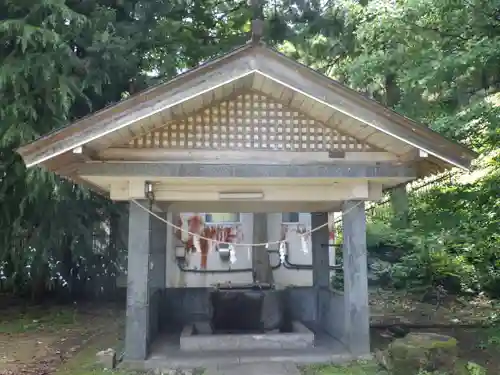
[131,199,364,248]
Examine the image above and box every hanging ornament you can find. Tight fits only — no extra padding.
[229,245,237,264]
[300,235,309,254]
[193,234,201,253]
[279,241,287,264]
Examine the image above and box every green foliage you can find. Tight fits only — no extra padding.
[366,162,499,296]
[0,0,499,301]
[465,362,487,375]
[0,0,255,299]
[285,0,500,298]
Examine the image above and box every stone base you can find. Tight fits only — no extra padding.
[180,321,314,351]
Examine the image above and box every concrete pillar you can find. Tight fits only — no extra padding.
[311,212,330,329]
[252,213,273,284]
[342,200,370,356]
[149,212,167,340]
[125,201,150,360]
[124,202,167,360]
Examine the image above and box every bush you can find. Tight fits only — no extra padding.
[364,166,499,296]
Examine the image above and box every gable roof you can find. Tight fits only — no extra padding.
[17,42,476,171]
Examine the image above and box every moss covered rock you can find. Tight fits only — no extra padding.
[379,332,460,374]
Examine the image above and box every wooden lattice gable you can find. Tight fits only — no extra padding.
[118,90,381,153]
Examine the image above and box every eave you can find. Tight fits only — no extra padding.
[17,42,476,179]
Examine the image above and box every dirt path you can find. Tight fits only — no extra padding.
[0,304,123,375]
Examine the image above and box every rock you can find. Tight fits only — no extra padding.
[374,349,391,370]
[194,321,213,335]
[387,325,410,338]
[96,348,116,369]
[156,369,194,375]
[381,332,459,374]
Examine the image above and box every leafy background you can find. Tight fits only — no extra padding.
[0,0,498,300]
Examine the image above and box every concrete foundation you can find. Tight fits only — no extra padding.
[180,321,314,351]
[121,332,353,371]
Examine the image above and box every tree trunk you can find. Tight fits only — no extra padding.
[390,185,410,228]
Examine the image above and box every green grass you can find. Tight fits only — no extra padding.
[300,360,388,375]
[54,332,127,375]
[475,324,500,350]
[0,307,79,334]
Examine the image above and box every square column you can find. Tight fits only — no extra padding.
[311,212,330,329]
[149,212,167,341]
[125,201,166,360]
[342,200,370,356]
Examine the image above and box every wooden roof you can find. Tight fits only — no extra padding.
[17,42,476,173]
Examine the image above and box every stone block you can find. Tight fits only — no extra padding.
[194,321,213,335]
[180,321,314,352]
[96,348,116,369]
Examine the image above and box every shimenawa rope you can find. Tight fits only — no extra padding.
[131,199,364,248]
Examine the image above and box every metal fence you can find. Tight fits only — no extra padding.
[366,170,462,222]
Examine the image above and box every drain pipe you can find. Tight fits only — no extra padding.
[176,250,282,274]
[282,254,343,271]
[282,244,343,271]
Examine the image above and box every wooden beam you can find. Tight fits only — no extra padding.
[72,146,97,162]
[76,161,416,179]
[157,200,342,213]
[109,180,376,202]
[97,148,399,164]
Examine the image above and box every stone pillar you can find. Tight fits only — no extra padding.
[149,212,167,341]
[252,213,273,284]
[125,201,150,360]
[311,212,330,329]
[124,202,167,360]
[342,200,370,356]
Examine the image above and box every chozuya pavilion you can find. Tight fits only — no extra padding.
[16,37,475,369]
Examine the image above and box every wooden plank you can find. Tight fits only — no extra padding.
[335,117,374,138]
[222,81,235,98]
[201,90,214,108]
[260,76,283,97]
[97,148,399,164]
[164,200,342,214]
[309,101,332,123]
[279,87,294,106]
[289,92,306,110]
[252,72,265,91]
[299,97,316,115]
[213,86,225,102]
[110,179,373,202]
[76,161,417,179]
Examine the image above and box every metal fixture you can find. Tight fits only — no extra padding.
[218,192,264,200]
[217,243,232,262]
